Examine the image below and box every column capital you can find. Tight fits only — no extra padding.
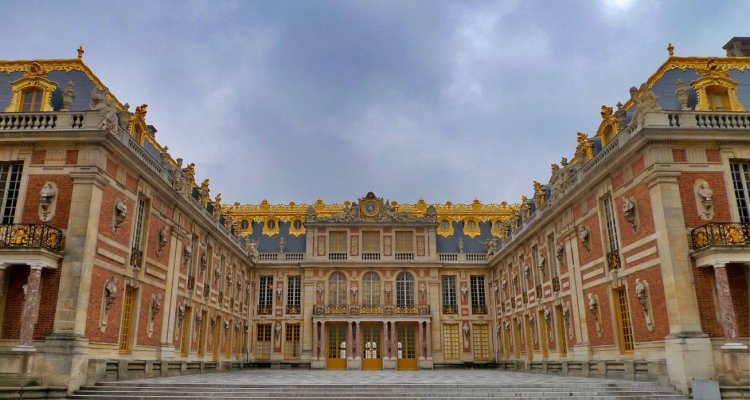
[0,262,8,269]
[711,262,727,269]
[30,263,47,270]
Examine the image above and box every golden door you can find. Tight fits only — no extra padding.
[326,323,347,370]
[396,324,417,370]
[361,323,382,370]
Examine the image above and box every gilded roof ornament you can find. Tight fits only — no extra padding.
[667,43,674,57]
[77,46,84,60]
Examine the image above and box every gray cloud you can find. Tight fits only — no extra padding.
[1,0,748,204]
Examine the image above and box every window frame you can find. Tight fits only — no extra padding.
[0,163,23,224]
[396,271,414,307]
[362,271,381,306]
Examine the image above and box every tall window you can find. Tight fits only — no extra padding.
[362,272,381,306]
[328,272,347,305]
[132,197,148,250]
[362,231,380,253]
[329,231,347,254]
[531,245,542,285]
[472,324,490,360]
[118,286,138,354]
[395,231,413,254]
[603,194,621,269]
[731,161,750,223]
[470,275,487,314]
[258,276,273,313]
[396,272,414,306]
[614,288,635,354]
[441,275,457,314]
[21,88,43,112]
[256,324,272,360]
[546,234,558,278]
[0,164,22,224]
[287,275,301,314]
[285,323,301,359]
[442,324,460,360]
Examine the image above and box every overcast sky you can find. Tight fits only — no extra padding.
[1,1,746,205]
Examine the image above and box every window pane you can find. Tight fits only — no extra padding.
[394,231,413,253]
[396,272,414,306]
[362,231,380,253]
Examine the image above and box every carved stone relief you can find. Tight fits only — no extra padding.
[100,277,118,332]
[157,227,168,255]
[635,279,654,332]
[622,196,638,233]
[578,225,592,255]
[113,198,127,233]
[587,293,602,338]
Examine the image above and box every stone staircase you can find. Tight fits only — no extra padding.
[69,381,688,399]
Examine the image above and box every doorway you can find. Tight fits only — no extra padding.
[361,323,382,370]
[326,323,347,369]
[396,323,417,370]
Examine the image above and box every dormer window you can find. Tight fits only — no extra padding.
[706,86,730,111]
[22,88,44,112]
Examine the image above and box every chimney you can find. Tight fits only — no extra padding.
[723,37,750,56]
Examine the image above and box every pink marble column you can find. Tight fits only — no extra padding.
[425,321,432,359]
[17,265,43,349]
[321,322,327,360]
[312,320,318,359]
[417,321,424,360]
[346,321,354,360]
[382,321,389,358]
[0,263,8,299]
[355,321,361,359]
[712,263,742,347]
[390,322,397,360]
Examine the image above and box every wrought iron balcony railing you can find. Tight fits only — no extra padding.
[130,248,143,271]
[691,222,750,250]
[312,304,430,316]
[607,249,622,270]
[552,277,561,293]
[257,305,273,315]
[0,224,63,252]
[472,304,488,315]
[442,304,458,315]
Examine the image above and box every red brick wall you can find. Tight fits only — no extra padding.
[678,172,732,228]
[617,183,655,247]
[586,284,615,347]
[85,266,123,343]
[577,214,603,266]
[2,266,28,339]
[692,265,724,338]
[21,175,74,229]
[728,264,749,338]
[627,266,669,342]
[135,284,163,347]
[145,215,170,268]
[98,186,134,246]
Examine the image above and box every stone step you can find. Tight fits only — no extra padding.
[68,396,687,400]
[75,387,681,393]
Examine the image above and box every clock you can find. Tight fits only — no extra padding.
[360,199,381,218]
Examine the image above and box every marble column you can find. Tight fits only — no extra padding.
[417,321,424,360]
[312,320,318,359]
[321,322,327,360]
[355,321,361,359]
[16,264,44,349]
[383,321,389,359]
[0,263,8,299]
[391,321,398,360]
[425,321,432,359]
[712,263,745,348]
[347,321,354,360]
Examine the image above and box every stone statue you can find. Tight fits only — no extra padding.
[628,83,662,130]
[61,81,75,111]
[150,294,162,321]
[103,277,117,313]
[90,88,118,134]
[200,252,208,272]
[532,181,546,208]
[156,227,168,254]
[587,293,598,315]
[113,199,127,233]
[635,279,648,309]
[457,237,464,253]
[696,180,715,220]
[245,240,259,262]
[119,103,132,131]
[212,193,222,218]
[555,243,564,264]
[543,307,551,321]
[183,241,193,265]
[614,102,627,128]
[351,285,359,301]
[675,79,690,110]
[483,238,498,256]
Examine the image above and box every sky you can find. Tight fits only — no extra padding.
[0,1,747,205]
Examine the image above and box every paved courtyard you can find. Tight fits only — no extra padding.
[124,369,638,386]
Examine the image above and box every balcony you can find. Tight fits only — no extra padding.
[361,252,381,260]
[312,304,430,317]
[257,305,273,316]
[130,248,143,271]
[442,304,458,315]
[691,222,750,250]
[286,305,300,315]
[394,252,414,260]
[607,249,622,270]
[438,253,487,263]
[472,304,488,315]
[0,224,63,252]
[328,252,347,261]
[257,253,305,262]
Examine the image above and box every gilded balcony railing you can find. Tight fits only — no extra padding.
[552,277,561,293]
[203,283,210,298]
[186,275,195,290]
[286,305,300,314]
[0,224,63,252]
[257,305,273,315]
[443,304,458,315]
[691,222,750,250]
[535,285,543,301]
[472,304,488,315]
[312,304,430,316]
[130,248,143,271]
[607,249,622,270]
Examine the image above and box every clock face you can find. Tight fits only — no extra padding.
[361,199,381,217]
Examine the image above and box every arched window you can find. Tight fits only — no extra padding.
[396,272,414,306]
[328,271,347,305]
[362,272,381,306]
[21,88,43,112]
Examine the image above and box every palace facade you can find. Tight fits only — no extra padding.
[0,39,748,398]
